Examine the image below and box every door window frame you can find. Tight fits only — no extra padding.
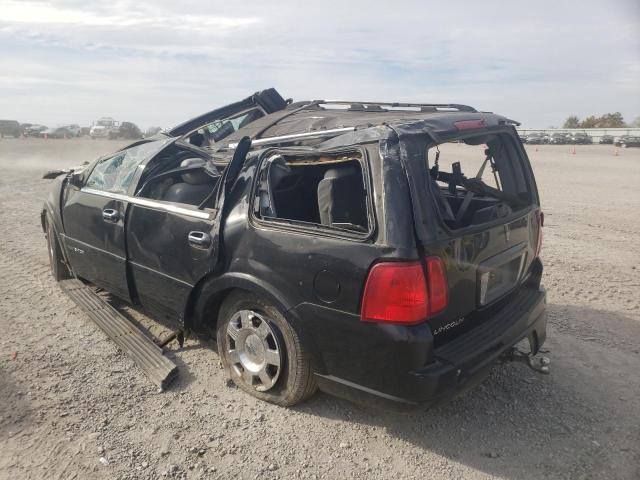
[249,147,377,242]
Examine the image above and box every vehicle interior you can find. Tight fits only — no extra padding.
[136,143,221,207]
[255,152,369,233]
[427,133,532,229]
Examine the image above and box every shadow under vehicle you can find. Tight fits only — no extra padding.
[41,88,547,410]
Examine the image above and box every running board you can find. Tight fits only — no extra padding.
[60,279,178,390]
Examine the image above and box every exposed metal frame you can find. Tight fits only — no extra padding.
[81,187,214,220]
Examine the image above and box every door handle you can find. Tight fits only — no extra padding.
[102,208,119,223]
[188,231,211,248]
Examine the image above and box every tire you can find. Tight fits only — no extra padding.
[217,291,317,406]
[45,216,71,281]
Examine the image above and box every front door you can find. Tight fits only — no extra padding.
[61,141,167,301]
[62,189,129,300]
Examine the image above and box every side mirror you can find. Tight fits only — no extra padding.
[68,171,84,188]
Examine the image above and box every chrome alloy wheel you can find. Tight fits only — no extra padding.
[226,310,282,392]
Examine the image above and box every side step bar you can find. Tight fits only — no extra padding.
[60,279,178,390]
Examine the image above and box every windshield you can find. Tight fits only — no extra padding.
[85,139,172,194]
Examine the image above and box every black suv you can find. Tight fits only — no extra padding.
[42,89,546,409]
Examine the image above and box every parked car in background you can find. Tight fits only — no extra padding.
[109,121,142,140]
[25,124,48,137]
[569,132,592,144]
[616,135,640,148]
[61,124,81,137]
[144,126,163,138]
[41,126,77,139]
[20,123,33,135]
[518,132,528,143]
[599,135,614,144]
[526,133,545,144]
[90,117,119,139]
[0,119,21,138]
[614,135,629,147]
[80,127,91,137]
[41,88,548,410]
[549,133,569,144]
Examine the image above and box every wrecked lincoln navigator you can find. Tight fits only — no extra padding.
[42,88,547,409]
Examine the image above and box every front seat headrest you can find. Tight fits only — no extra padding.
[180,158,211,185]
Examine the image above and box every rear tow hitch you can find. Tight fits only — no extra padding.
[502,347,550,374]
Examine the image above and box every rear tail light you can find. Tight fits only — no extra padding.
[534,210,544,258]
[360,256,448,325]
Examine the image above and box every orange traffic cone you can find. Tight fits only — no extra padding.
[44,133,48,140]
[571,147,576,155]
[614,148,619,156]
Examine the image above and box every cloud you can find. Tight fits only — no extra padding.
[0,0,638,128]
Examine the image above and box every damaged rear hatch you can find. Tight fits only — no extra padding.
[390,116,543,346]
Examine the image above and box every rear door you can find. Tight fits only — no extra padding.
[124,138,250,324]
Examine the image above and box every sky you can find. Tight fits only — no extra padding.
[1,0,639,129]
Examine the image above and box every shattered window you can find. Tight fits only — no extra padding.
[86,141,164,194]
[189,109,264,147]
[426,134,532,229]
[255,153,370,234]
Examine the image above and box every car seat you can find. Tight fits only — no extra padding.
[317,166,367,228]
[163,158,215,205]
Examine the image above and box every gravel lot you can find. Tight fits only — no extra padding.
[1,138,639,480]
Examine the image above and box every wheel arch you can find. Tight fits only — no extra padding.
[184,272,326,374]
[185,272,296,337]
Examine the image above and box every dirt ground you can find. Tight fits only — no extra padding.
[0,138,639,480]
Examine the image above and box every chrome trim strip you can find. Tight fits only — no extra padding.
[60,234,126,261]
[129,261,194,288]
[228,127,355,149]
[81,188,214,220]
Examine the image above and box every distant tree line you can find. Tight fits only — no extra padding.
[563,113,640,129]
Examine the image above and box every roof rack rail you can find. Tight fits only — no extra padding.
[228,127,355,149]
[316,100,478,113]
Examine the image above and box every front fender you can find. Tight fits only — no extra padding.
[42,174,67,235]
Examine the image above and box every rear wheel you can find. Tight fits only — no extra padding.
[45,216,71,281]
[217,291,317,406]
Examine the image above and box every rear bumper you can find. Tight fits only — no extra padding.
[313,286,547,411]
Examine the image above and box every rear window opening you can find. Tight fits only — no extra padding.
[255,152,370,234]
[427,133,533,229]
